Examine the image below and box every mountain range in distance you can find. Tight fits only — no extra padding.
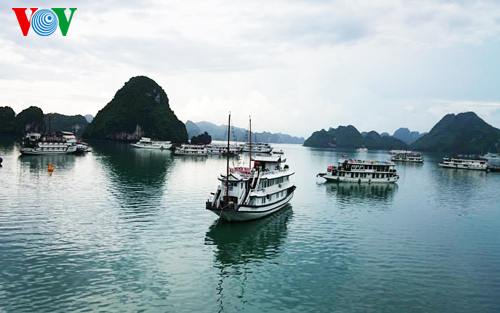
[304,112,500,154]
[186,120,305,144]
[2,75,499,154]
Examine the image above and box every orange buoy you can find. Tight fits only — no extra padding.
[48,163,55,173]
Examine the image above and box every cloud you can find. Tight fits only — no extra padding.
[1,0,500,136]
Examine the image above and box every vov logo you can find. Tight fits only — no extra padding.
[12,8,77,36]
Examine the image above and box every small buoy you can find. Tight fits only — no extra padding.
[48,163,55,173]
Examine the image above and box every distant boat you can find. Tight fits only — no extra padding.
[206,115,296,222]
[391,151,424,163]
[356,147,368,152]
[206,143,242,156]
[318,159,399,184]
[438,157,487,171]
[389,149,410,155]
[131,137,172,150]
[482,153,500,166]
[174,144,208,156]
[20,132,77,155]
[60,131,91,153]
[241,142,273,154]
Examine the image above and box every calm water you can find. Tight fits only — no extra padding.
[1,137,500,313]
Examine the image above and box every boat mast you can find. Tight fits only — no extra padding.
[226,112,231,200]
[249,116,252,169]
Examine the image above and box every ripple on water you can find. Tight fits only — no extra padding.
[1,143,500,312]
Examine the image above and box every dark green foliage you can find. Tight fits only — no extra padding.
[45,113,89,136]
[83,76,188,143]
[191,132,212,145]
[304,125,407,150]
[0,106,16,134]
[411,112,500,153]
[15,106,45,134]
[190,120,304,144]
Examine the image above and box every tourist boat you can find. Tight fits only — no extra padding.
[356,147,368,152]
[20,133,77,155]
[483,153,500,165]
[438,157,488,171]
[389,149,409,155]
[482,153,500,172]
[206,143,242,156]
[272,149,284,155]
[131,137,172,150]
[241,142,273,154]
[174,144,208,156]
[317,159,399,183]
[206,115,296,222]
[391,151,424,163]
[60,131,92,153]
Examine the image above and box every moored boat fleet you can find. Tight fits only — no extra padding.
[20,132,91,155]
[9,121,499,223]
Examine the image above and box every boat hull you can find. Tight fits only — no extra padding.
[20,148,77,155]
[208,189,295,222]
[392,159,423,163]
[131,143,172,150]
[438,163,487,171]
[321,174,398,184]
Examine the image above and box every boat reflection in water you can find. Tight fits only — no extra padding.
[205,208,292,311]
[93,141,173,218]
[205,207,292,266]
[325,183,398,206]
[18,153,77,174]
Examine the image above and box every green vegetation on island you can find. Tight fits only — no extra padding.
[45,113,89,137]
[83,76,188,143]
[15,106,45,135]
[303,125,407,150]
[304,112,500,153]
[191,132,212,145]
[0,106,16,134]
[411,112,500,154]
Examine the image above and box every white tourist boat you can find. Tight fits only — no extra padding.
[60,131,92,153]
[482,153,500,171]
[206,115,296,222]
[482,153,500,166]
[438,157,488,171]
[242,142,273,154]
[174,144,208,156]
[206,143,242,156]
[357,147,368,152]
[391,151,424,163]
[20,133,77,155]
[131,137,172,150]
[318,159,399,183]
[389,149,409,155]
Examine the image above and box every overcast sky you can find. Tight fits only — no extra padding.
[1,0,500,136]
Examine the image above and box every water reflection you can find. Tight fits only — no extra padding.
[92,142,173,216]
[205,208,292,313]
[205,207,292,266]
[18,154,77,173]
[324,183,398,205]
[0,135,16,153]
